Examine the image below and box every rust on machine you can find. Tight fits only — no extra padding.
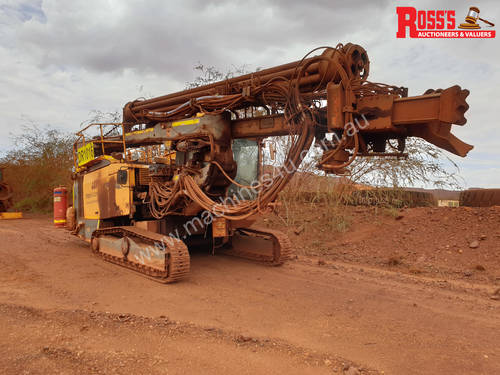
[69,42,473,282]
[123,44,370,126]
[120,43,471,177]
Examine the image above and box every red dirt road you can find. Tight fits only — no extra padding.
[0,215,499,374]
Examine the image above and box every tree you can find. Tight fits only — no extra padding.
[0,124,74,212]
[186,63,250,89]
[347,138,462,189]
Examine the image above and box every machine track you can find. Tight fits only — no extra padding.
[223,226,293,266]
[91,226,190,283]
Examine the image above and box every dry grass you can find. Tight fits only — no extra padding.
[274,173,435,234]
[276,182,354,233]
[1,125,74,213]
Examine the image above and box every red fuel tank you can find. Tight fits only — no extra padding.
[53,186,68,227]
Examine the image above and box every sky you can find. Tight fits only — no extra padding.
[0,0,498,188]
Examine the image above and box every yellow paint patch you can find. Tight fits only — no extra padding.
[172,118,200,127]
[125,128,154,136]
[0,212,23,219]
[77,142,95,166]
[83,163,131,220]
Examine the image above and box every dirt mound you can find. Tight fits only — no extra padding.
[266,205,500,283]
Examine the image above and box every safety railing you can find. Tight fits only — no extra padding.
[73,123,126,170]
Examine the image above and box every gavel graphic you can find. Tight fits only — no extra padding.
[458,6,495,29]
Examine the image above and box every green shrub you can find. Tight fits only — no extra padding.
[1,125,74,213]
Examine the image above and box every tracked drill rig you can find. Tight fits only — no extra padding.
[69,43,472,282]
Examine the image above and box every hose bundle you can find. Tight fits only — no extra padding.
[147,44,386,220]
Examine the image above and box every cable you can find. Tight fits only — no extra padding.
[147,44,389,220]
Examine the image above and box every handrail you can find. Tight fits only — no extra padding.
[73,122,127,170]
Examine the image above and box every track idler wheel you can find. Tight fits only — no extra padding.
[223,226,293,266]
